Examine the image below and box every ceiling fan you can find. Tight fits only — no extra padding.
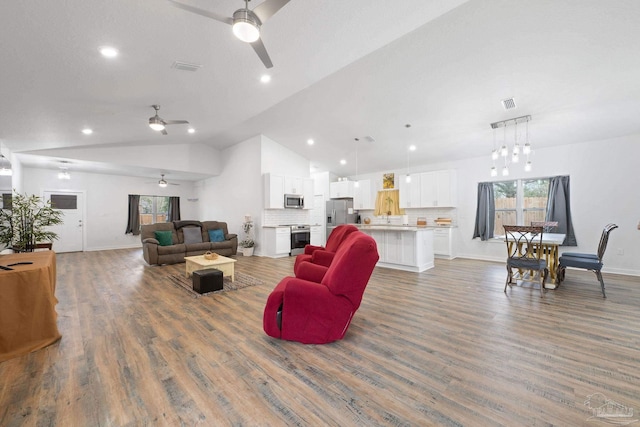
[148,174,180,187]
[168,0,291,69]
[148,105,189,135]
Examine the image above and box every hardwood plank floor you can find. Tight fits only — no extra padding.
[1,249,639,426]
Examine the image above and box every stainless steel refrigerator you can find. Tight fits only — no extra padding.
[326,199,357,238]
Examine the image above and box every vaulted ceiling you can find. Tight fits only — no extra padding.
[1,0,640,180]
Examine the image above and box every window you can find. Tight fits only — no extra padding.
[1,193,11,210]
[493,178,549,236]
[139,195,169,225]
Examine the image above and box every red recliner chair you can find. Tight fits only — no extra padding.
[263,231,379,344]
[293,224,359,276]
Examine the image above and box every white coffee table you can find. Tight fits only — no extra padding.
[184,254,237,282]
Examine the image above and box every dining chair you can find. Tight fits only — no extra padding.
[556,223,618,297]
[531,221,558,233]
[503,225,548,297]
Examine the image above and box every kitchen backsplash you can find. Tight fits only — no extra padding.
[263,210,312,226]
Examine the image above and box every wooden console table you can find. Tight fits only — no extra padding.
[0,251,61,362]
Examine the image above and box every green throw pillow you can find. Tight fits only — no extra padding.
[154,230,174,246]
[208,229,225,242]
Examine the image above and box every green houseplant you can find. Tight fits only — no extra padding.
[0,192,63,252]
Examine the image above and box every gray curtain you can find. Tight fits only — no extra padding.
[125,194,140,235]
[546,175,577,246]
[168,196,181,222]
[473,182,495,241]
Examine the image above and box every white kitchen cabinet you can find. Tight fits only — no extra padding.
[310,225,322,246]
[264,227,291,258]
[264,173,285,209]
[360,227,433,272]
[432,227,456,259]
[284,176,304,195]
[399,175,422,208]
[353,179,373,210]
[330,181,355,199]
[419,169,457,207]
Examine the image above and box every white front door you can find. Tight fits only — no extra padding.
[43,191,84,253]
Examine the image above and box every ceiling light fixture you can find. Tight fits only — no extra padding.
[82,128,93,135]
[58,163,71,180]
[158,174,168,188]
[354,138,360,187]
[99,46,119,58]
[340,159,346,165]
[232,1,260,43]
[307,138,314,145]
[405,124,414,183]
[260,74,271,83]
[188,128,195,134]
[489,115,532,177]
[148,114,165,131]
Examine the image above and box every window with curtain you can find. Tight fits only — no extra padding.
[474,175,575,245]
[139,195,169,225]
[492,178,550,236]
[373,190,405,216]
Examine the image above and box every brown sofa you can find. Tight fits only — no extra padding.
[141,220,237,265]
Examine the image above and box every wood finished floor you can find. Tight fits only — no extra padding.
[1,249,639,426]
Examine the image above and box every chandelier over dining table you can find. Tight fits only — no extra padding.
[490,114,532,177]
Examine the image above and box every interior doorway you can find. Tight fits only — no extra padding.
[43,191,84,253]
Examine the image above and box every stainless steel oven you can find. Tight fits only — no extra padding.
[290,225,311,256]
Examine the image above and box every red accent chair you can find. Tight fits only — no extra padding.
[263,231,379,344]
[293,224,359,276]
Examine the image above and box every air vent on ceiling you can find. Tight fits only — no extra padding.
[171,61,203,72]
[502,98,517,110]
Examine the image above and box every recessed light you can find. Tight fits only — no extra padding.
[340,159,346,165]
[260,74,271,83]
[82,128,93,135]
[99,46,119,58]
[188,128,195,134]
[307,138,314,145]
[409,145,416,151]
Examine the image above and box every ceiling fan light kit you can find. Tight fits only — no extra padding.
[169,0,290,69]
[148,105,188,134]
[232,9,260,43]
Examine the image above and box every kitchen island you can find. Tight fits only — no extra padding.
[330,225,434,272]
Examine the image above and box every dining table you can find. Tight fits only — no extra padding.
[0,250,61,362]
[503,232,566,288]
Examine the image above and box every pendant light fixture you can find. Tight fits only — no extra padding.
[489,115,532,177]
[354,138,360,188]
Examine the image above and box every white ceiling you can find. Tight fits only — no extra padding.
[2,0,640,180]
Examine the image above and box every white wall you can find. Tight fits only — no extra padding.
[196,135,263,251]
[196,135,313,256]
[22,168,198,251]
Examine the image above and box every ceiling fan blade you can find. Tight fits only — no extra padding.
[250,38,273,69]
[167,0,233,25]
[161,129,168,135]
[252,0,290,23]
[163,120,189,125]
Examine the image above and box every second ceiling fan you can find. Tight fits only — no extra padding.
[168,0,291,69]
[148,105,189,135]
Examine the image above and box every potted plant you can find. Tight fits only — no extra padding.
[240,216,255,256]
[239,238,255,256]
[0,191,64,252]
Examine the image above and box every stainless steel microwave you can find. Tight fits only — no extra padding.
[284,194,304,209]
